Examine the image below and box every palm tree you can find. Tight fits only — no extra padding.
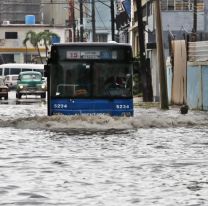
[22,37,29,63]
[23,31,43,63]
[39,31,60,58]
[23,30,59,64]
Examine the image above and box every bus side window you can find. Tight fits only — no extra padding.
[5,68,10,75]
[22,69,32,72]
[10,68,21,75]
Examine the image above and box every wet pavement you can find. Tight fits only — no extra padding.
[0,91,208,205]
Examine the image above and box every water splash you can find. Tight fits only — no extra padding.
[1,107,208,132]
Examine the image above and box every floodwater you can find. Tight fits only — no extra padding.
[0,92,208,205]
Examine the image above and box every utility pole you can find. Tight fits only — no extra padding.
[135,0,153,102]
[111,0,115,41]
[80,0,84,42]
[155,0,169,109]
[68,0,75,42]
[193,0,197,32]
[91,0,96,42]
[205,0,208,32]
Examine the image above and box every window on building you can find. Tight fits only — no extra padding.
[168,0,174,10]
[24,54,31,63]
[146,1,152,16]
[161,0,204,11]
[5,32,18,39]
[96,34,108,42]
[0,54,14,64]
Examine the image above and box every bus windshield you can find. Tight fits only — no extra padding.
[51,61,132,98]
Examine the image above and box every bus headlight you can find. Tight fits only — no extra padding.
[19,85,24,89]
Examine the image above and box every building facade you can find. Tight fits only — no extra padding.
[0,0,114,64]
[41,0,112,42]
[129,0,205,101]
[0,0,41,24]
[0,25,66,64]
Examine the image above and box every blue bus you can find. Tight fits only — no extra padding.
[45,42,134,116]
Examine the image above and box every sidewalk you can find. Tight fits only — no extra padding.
[133,97,160,108]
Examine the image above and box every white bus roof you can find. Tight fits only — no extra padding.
[0,63,44,69]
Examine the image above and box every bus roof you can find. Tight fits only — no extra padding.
[0,63,44,69]
[52,42,132,48]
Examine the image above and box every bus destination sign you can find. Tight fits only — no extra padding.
[66,50,117,60]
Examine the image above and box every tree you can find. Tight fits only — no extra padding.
[23,31,43,63]
[22,37,29,63]
[38,31,59,58]
[23,30,60,63]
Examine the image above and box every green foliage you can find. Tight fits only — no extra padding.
[38,31,59,57]
[22,30,60,63]
[133,73,142,96]
[133,57,142,96]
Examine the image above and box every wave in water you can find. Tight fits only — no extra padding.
[1,108,208,132]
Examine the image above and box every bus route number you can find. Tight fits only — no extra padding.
[66,51,81,59]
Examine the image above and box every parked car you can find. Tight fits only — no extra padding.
[5,74,19,89]
[0,77,8,100]
[16,71,46,99]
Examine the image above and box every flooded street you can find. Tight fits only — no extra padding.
[0,92,208,205]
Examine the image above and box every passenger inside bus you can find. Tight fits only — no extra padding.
[104,74,128,93]
[104,76,124,89]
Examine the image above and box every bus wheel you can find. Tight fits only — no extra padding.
[41,93,46,98]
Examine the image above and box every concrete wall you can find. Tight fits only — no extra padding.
[42,0,68,26]
[0,0,41,24]
[162,11,204,32]
[145,9,205,102]
[187,62,208,111]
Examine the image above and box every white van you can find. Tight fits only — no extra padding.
[4,74,19,89]
[0,63,44,77]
